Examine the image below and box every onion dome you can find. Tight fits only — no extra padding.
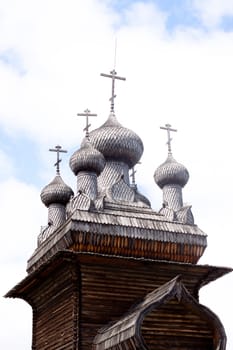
[41,175,74,207]
[154,154,189,189]
[88,112,143,168]
[69,138,106,175]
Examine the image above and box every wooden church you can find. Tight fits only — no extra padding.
[6,69,232,349]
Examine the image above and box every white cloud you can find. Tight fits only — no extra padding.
[119,1,167,32]
[0,178,45,263]
[1,265,32,349]
[192,0,233,27]
[0,150,14,180]
[0,178,45,349]
[0,0,118,146]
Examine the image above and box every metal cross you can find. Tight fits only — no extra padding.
[160,124,177,155]
[49,145,67,175]
[100,69,126,113]
[130,162,141,187]
[77,109,97,138]
[130,167,137,187]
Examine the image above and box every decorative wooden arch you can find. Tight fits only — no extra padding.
[93,276,226,350]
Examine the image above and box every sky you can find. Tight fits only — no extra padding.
[0,0,233,348]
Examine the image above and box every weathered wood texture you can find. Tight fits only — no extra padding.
[70,231,205,264]
[79,257,223,350]
[93,275,226,350]
[142,301,214,350]
[27,261,79,350]
[6,252,231,350]
[27,208,207,273]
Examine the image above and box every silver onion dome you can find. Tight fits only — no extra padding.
[69,138,106,176]
[154,154,189,189]
[88,112,143,169]
[41,175,74,207]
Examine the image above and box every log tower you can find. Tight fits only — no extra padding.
[6,70,232,350]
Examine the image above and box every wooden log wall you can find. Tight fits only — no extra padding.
[79,258,206,350]
[142,300,213,349]
[17,253,227,349]
[28,261,79,350]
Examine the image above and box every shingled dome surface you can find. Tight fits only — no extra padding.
[154,154,189,188]
[88,112,143,168]
[40,175,74,207]
[70,138,106,175]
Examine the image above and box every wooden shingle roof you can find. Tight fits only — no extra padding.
[28,203,207,272]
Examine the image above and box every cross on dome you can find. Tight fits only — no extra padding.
[77,109,97,139]
[160,124,177,155]
[100,69,126,113]
[49,145,67,175]
[130,167,137,187]
[130,162,141,187]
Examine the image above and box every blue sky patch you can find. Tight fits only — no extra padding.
[0,49,26,75]
[110,0,205,32]
[0,128,41,185]
[220,15,233,32]
[158,0,204,31]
